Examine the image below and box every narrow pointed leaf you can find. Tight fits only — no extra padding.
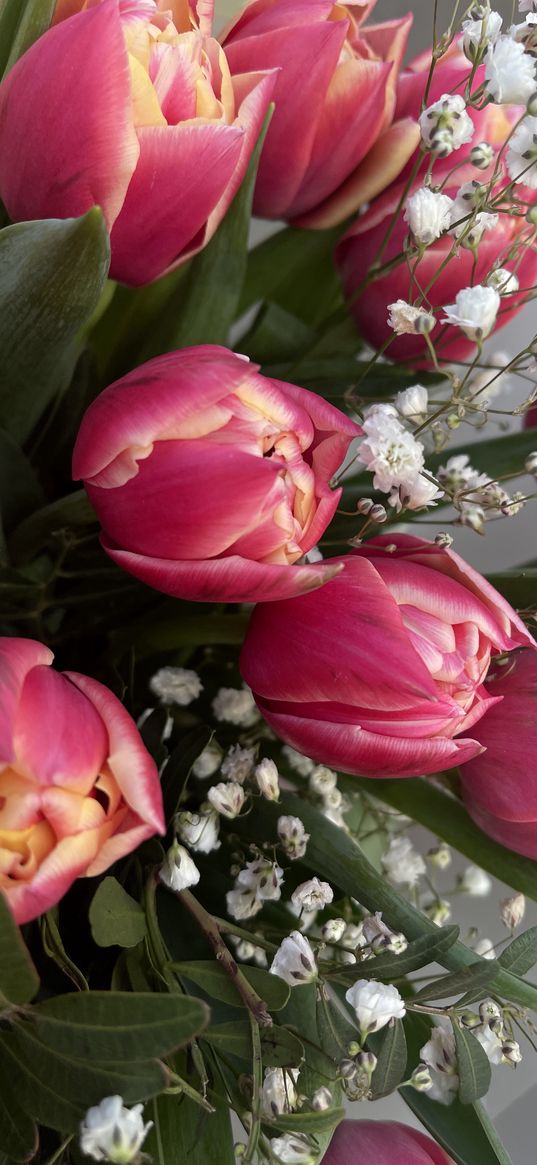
[498,926,537,976]
[370,1019,407,1099]
[452,1023,492,1104]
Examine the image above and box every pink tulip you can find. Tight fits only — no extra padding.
[0,0,275,286]
[72,345,360,604]
[460,649,537,859]
[221,0,418,224]
[0,637,164,924]
[336,43,537,365]
[240,534,534,778]
[323,1121,452,1165]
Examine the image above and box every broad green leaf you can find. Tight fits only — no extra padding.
[453,1022,492,1104]
[0,1072,37,1163]
[402,1013,513,1165]
[109,610,249,660]
[89,877,147,949]
[348,777,537,902]
[0,429,44,537]
[233,796,537,1013]
[0,893,39,1004]
[0,212,110,443]
[239,224,343,325]
[145,1092,235,1165]
[161,725,214,824]
[370,1019,407,1099]
[486,569,537,610]
[174,960,290,1011]
[265,1108,345,1135]
[203,1023,303,1068]
[34,992,209,1061]
[4,0,55,73]
[498,925,537,975]
[241,301,316,365]
[9,491,96,565]
[412,961,498,1002]
[279,984,343,1160]
[330,926,460,982]
[0,0,23,76]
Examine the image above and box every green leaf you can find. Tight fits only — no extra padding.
[173,960,290,1011]
[0,0,24,77]
[412,961,498,1002]
[402,1013,513,1165]
[3,0,55,73]
[485,569,537,610]
[265,1108,345,1135]
[240,224,343,325]
[452,1022,492,1104]
[370,1019,407,1099]
[428,429,537,481]
[34,992,209,1061]
[161,726,214,824]
[331,927,460,982]
[0,429,44,538]
[241,302,316,365]
[203,1023,303,1068]
[0,1073,37,1163]
[0,212,110,443]
[9,491,96,565]
[146,1092,235,1165]
[498,925,537,975]
[109,610,249,660]
[0,893,39,1004]
[89,877,147,949]
[348,777,537,903]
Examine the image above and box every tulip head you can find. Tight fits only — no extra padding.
[323,1120,453,1165]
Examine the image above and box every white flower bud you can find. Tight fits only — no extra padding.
[212,686,259,727]
[308,765,338,797]
[226,886,263,921]
[427,843,452,869]
[345,979,406,1036]
[176,805,220,853]
[525,450,537,474]
[507,115,537,188]
[311,1087,333,1111]
[207,780,245,819]
[442,285,500,340]
[502,1038,523,1065]
[459,864,492,896]
[410,1065,434,1092]
[395,384,429,424]
[278,815,310,860]
[79,1097,152,1164]
[159,842,200,893]
[321,918,347,943]
[486,266,519,295]
[362,912,408,954]
[269,1134,317,1165]
[471,140,495,169]
[237,858,284,902]
[480,999,502,1023]
[462,11,502,59]
[221,744,257,783]
[261,1068,299,1118]
[387,299,435,335]
[291,878,334,913]
[149,666,202,706]
[434,532,454,548]
[473,938,496,959]
[192,740,222,779]
[500,892,526,930]
[424,898,452,926]
[254,757,280,801]
[404,188,454,244]
[270,932,317,986]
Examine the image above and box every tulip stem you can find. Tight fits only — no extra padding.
[178,889,273,1028]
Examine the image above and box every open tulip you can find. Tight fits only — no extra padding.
[221,0,417,224]
[0,638,164,924]
[336,43,537,364]
[0,0,275,285]
[323,1121,452,1165]
[460,649,537,859]
[240,534,534,778]
[72,345,360,603]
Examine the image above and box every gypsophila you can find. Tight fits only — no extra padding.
[176,805,220,853]
[424,898,452,926]
[458,865,492,896]
[291,878,334,913]
[79,1096,152,1163]
[500,892,526,929]
[420,1028,459,1105]
[395,384,428,424]
[237,857,284,902]
[321,918,347,943]
[462,11,503,59]
[362,912,408,954]
[255,757,280,800]
[442,285,500,340]
[427,843,452,869]
[270,932,318,986]
[192,739,222,779]
[308,765,338,798]
[419,94,474,156]
[382,835,426,887]
[231,935,268,966]
[221,744,256,783]
[159,841,200,892]
[281,745,315,776]
[261,1068,299,1117]
[278,815,310,860]
[207,781,245,819]
[506,115,537,187]
[212,686,259,727]
[473,937,497,959]
[485,35,537,104]
[486,268,519,295]
[269,1134,317,1164]
[358,405,440,511]
[311,1087,333,1111]
[149,666,202,706]
[345,979,406,1036]
[404,188,454,245]
[387,300,435,335]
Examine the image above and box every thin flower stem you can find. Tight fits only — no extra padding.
[178,889,273,1027]
[243,1013,263,1165]
[213,916,278,954]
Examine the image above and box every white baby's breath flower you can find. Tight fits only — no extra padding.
[420,1028,459,1105]
[462,11,502,58]
[261,1068,299,1118]
[427,843,452,869]
[404,188,454,244]
[270,1134,317,1164]
[226,886,263,921]
[387,300,435,335]
[486,267,519,295]
[500,892,526,930]
[207,780,245,819]
[485,35,537,103]
[79,1097,152,1163]
[287,899,319,934]
[212,686,259,726]
[192,739,222,779]
[278,815,310,860]
[159,842,200,893]
[308,765,338,798]
[392,473,444,512]
[395,384,428,424]
[382,836,426,887]
[358,407,425,494]
[321,918,347,943]
[437,452,482,490]
[520,0,537,12]
[231,935,267,966]
[176,805,220,853]
[291,878,334,913]
[424,898,452,927]
[459,865,492,896]
[150,666,202,706]
[473,937,497,959]
[281,744,315,776]
[237,858,284,902]
[506,115,537,187]
[475,1022,505,1064]
[311,1086,333,1111]
[221,744,256,783]
[255,757,280,801]
[419,94,474,156]
[362,912,408,954]
[270,932,317,986]
[442,285,500,340]
[345,980,406,1036]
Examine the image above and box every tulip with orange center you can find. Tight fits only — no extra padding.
[0,0,275,285]
[0,638,164,924]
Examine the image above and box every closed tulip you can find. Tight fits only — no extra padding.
[0,638,164,924]
[323,1121,452,1165]
[72,346,360,603]
[336,43,537,364]
[460,649,537,859]
[0,0,275,285]
[221,0,418,224]
[240,534,534,778]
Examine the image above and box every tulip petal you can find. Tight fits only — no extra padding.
[0,1,139,229]
[109,120,245,284]
[222,0,334,40]
[6,828,108,925]
[324,1121,452,1165]
[14,667,108,791]
[0,640,54,765]
[101,540,344,602]
[462,797,537,861]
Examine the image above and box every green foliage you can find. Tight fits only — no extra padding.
[2,0,55,73]
[173,960,290,1011]
[452,1023,492,1105]
[145,1091,236,1165]
[89,877,147,949]
[0,894,39,1004]
[370,1019,407,1099]
[498,926,537,975]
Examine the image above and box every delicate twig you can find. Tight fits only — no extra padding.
[243,1013,263,1164]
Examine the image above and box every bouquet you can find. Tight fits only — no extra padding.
[1,1,537,1163]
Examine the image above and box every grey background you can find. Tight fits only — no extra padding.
[215,1,537,1158]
